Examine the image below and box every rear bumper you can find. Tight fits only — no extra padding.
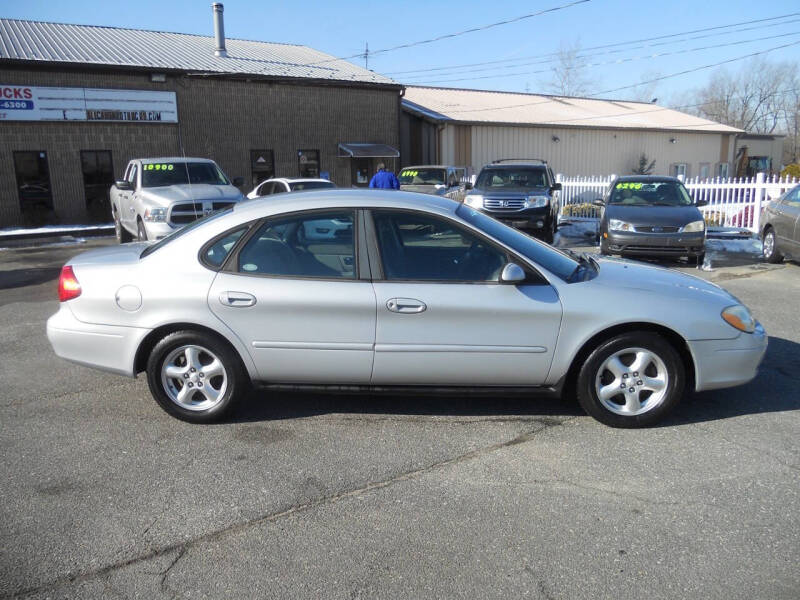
[688,322,768,391]
[605,230,705,256]
[46,305,150,377]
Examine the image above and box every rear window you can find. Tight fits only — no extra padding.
[399,168,447,185]
[289,181,336,191]
[202,227,246,268]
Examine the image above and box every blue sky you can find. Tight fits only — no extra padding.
[4,0,800,103]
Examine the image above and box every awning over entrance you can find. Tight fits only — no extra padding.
[338,143,399,158]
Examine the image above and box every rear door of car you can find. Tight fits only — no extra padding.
[366,208,562,386]
[773,188,800,252]
[207,209,376,383]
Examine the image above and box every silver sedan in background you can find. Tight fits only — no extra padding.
[47,191,767,428]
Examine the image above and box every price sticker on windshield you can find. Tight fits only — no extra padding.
[616,182,643,190]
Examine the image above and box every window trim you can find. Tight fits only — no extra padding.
[365,207,548,285]
[223,207,361,282]
[198,224,254,271]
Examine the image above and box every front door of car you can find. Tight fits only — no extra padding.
[207,209,376,383]
[367,209,562,386]
[120,164,138,231]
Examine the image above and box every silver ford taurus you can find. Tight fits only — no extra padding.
[46,191,767,427]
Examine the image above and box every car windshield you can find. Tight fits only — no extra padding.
[399,168,447,186]
[289,181,335,191]
[608,181,693,206]
[141,162,230,187]
[456,204,579,281]
[475,168,547,190]
[139,208,233,258]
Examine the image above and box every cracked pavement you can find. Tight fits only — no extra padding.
[1,239,798,599]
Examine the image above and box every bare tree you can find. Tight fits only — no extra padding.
[689,59,794,134]
[543,40,590,97]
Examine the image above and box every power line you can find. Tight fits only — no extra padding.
[433,39,800,115]
[398,19,800,81]
[303,0,591,66]
[384,12,800,76]
[405,30,800,85]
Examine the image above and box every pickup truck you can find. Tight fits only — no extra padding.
[110,157,245,242]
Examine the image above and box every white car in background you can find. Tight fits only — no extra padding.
[247,177,336,199]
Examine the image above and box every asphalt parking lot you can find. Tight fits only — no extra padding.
[1,237,798,599]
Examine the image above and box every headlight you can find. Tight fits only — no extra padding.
[526,195,550,208]
[721,305,756,333]
[609,219,634,232]
[463,195,483,208]
[682,220,705,233]
[143,207,167,222]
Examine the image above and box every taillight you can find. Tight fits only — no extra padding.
[58,265,82,302]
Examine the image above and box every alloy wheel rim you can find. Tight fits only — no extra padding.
[595,347,669,416]
[161,345,228,411]
[764,232,774,258]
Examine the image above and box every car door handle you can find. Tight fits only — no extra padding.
[219,292,257,307]
[386,298,427,314]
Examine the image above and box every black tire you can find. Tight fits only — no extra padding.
[114,209,133,243]
[540,226,554,245]
[599,238,611,255]
[691,253,705,267]
[146,330,249,423]
[762,227,783,264]
[576,332,685,428]
[137,218,148,241]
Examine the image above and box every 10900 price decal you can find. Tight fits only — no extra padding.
[0,100,34,110]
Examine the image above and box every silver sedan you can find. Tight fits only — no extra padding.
[47,191,767,427]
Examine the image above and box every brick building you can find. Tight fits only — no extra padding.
[0,10,402,227]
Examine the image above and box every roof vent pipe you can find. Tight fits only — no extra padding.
[212,3,227,57]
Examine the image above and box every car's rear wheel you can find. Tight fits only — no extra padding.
[146,331,248,423]
[576,332,684,428]
[762,227,783,263]
[114,209,133,243]
[137,219,148,241]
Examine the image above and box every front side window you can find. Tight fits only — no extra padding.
[237,211,355,279]
[141,162,230,187]
[372,210,507,281]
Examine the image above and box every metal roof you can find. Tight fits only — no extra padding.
[403,86,742,134]
[0,18,398,86]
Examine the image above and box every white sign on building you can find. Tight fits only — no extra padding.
[0,85,178,123]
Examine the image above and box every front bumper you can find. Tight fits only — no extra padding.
[688,322,768,391]
[46,305,150,377]
[480,206,552,231]
[142,221,177,241]
[605,230,705,256]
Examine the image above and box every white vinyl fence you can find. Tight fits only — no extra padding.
[556,172,799,232]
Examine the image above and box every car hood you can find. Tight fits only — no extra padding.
[591,256,735,303]
[400,184,446,195]
[140,184,244,206]
[604,204,703,227]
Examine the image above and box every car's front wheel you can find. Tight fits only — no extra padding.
[576,332,685,428]
[762,227,783,263]
[137,219,148,241]
[146,331,249,423]
[114,209,133,243]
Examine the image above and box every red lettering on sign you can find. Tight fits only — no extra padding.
[1,87,33,99]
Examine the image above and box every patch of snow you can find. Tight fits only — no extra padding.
[0,223,113,237]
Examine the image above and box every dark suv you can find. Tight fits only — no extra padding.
[463,159,561,242]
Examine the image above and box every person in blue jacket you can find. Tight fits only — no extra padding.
[369,162,400,189]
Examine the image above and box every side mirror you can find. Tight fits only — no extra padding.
[500,263,526,283]
[115,180,132,191]
[464,181,473,190]
[592,198,605,207]
[232,176,245,187]
[551,182,562,191]
[695,199,708,207]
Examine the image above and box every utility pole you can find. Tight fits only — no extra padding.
[364,42,369,70]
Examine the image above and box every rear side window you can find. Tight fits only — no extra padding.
[237,211,356,279]
[203,228,246,268]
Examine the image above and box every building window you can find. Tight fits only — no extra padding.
[351,158,372,187]
[699,163,710,180]
[298,149,320,178]
[14,151,54,223]
[718,163,729,178]
[250,150,275,187]
[671,163,688,178]
[81,150,114,223]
